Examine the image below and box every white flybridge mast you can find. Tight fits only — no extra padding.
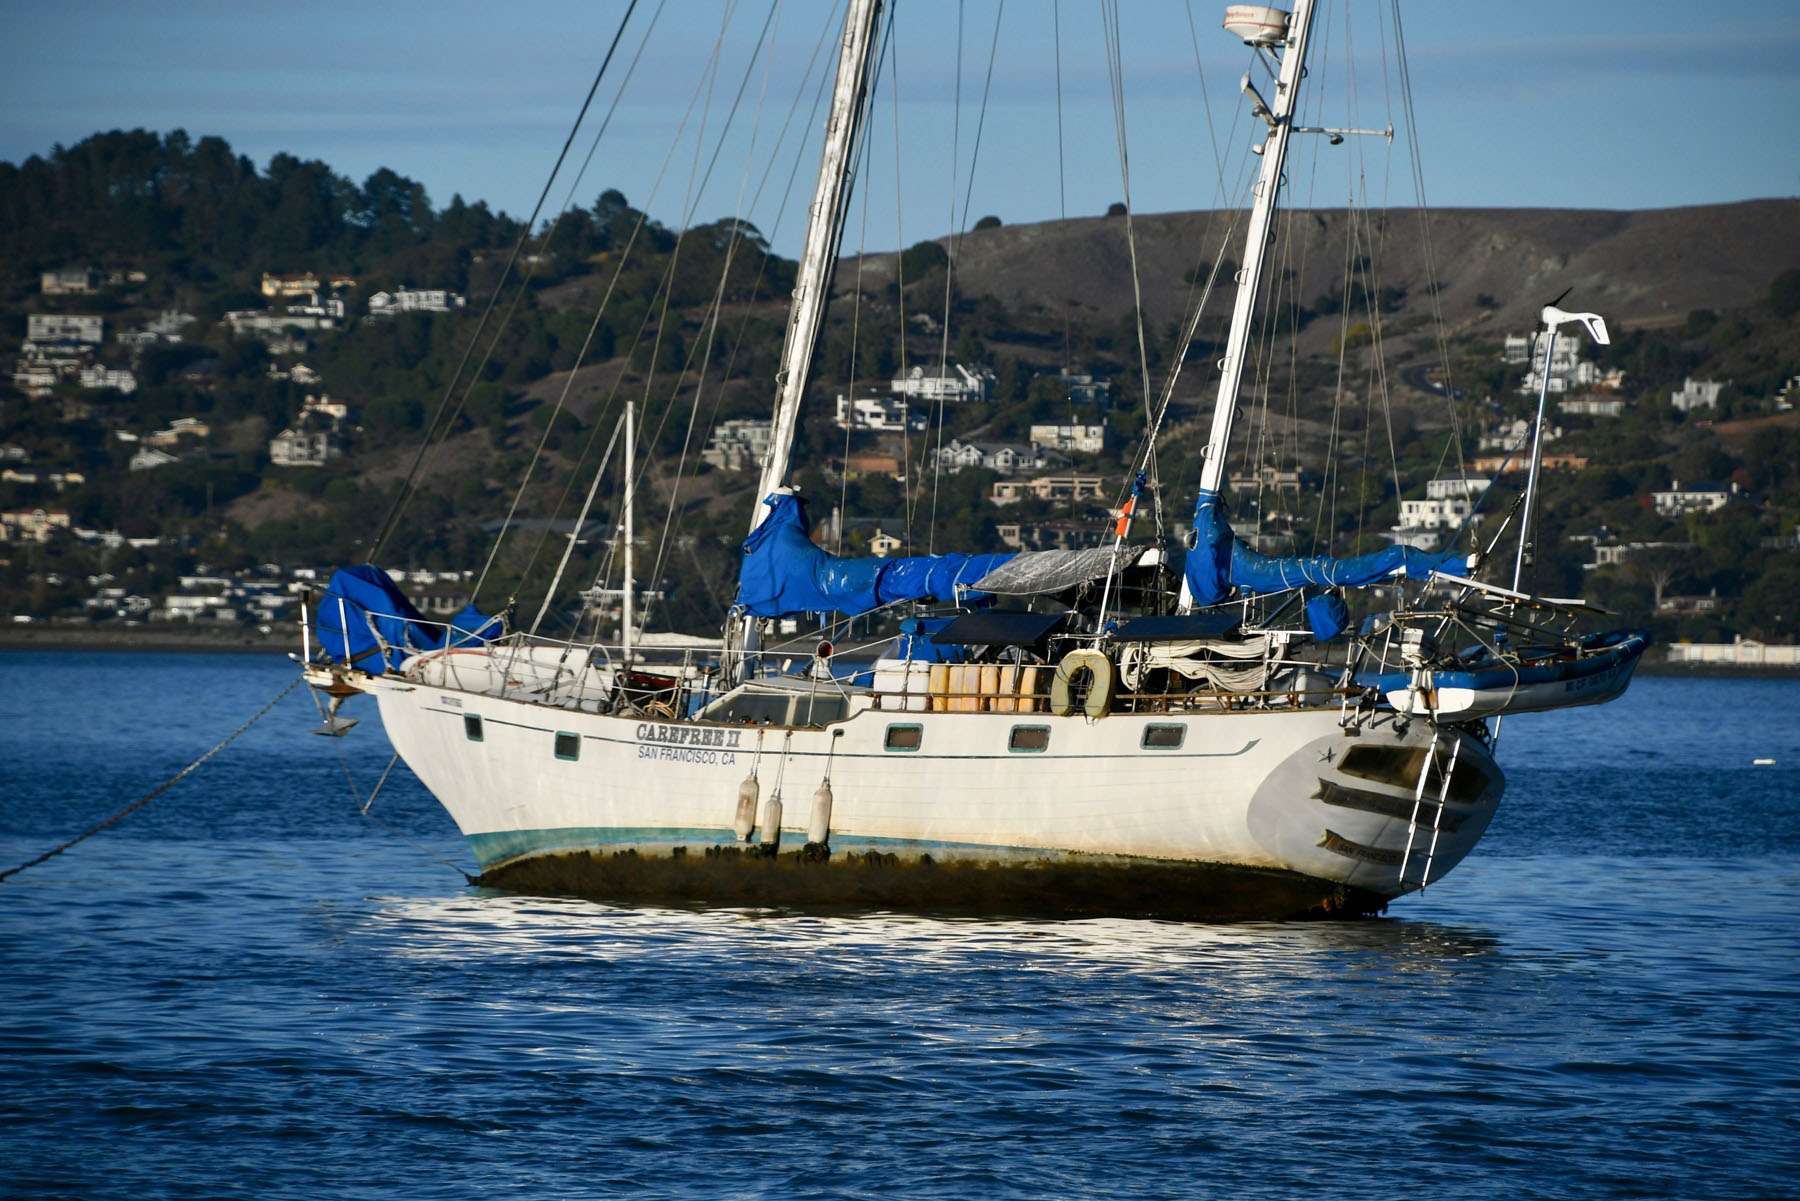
[1196,2,1318,499]
[749,0,885,534]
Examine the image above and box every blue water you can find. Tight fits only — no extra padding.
[2,653,1797,1200]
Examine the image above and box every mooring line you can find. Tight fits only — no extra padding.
[334,746,478,884]
[0,675,303,884]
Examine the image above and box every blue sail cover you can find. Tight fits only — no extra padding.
[1184,489,1461,606]
[314,565,501,673]
[736,493,1015,618]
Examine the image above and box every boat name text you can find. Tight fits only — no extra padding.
[635,723,744,749]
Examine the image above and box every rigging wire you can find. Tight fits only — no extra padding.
[1390,0,1470,490]
[474,0,751,605]
[923,0,969,558]
[369,0,643,564]
[583,4,843,636]
[1100,0,1160,521]
[530,410,627,635]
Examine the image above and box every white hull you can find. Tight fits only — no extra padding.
[335,647,1505,908]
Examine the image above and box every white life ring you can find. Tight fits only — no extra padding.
[1050,649,1116,719]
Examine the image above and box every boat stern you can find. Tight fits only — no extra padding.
[1246,717,1504,898]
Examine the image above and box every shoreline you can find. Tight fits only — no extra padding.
[0,627,292,655]
[4,626,1799,678]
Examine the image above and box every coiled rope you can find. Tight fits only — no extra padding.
[0,675,302,884]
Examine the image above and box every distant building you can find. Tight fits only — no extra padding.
[118,310,196,347]
[1425,477,1487,501]
[841,452,904,479]
[300,394,356,426]
[1052,370,1112,406]
[0,508,72,543]
[835,394,922,432]
[935,439,1051,475]
[889,363,994,404]
[1477,417,1561,453]
[1665,637,1800,667]
[1559,395,1626,418]
[26,314,104,344]
[991,473,1106,506]
[995,518,1110,551]
[1670,377,1726,414]
[41,267,98,295]
[1230,464,1309,493]
[701,419,774,471]
[267,362,323,385]
[1469,453,1587,475]
[1028,423,1108,454]
[224,309,338,335]
[1651,479,1738,517]
[367,286,467,317]
[867,529,904,557]
[77,365,138,394]
[269,428,342,467]
[1507,330,1622,395]
[143,418,211,448]
[1392,479,1487,552]
[128,447,181,472]
[261,272,322,298]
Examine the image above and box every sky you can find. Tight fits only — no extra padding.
[4,1,1797,258]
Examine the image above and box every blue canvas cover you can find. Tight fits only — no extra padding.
[314,565,499,673]
[1184,489,1461,606]
[736,493,1015,618]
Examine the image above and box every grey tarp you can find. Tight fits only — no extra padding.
[970,546,1120,596]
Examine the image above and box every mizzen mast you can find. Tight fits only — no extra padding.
[1196,2,1318,499]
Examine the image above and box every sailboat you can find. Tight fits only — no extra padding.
[303,1,1646,919]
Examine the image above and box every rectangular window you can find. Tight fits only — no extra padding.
[554,731,580,761]
[884,723,922,752]
[1142,723,1186,749]
[1008,725,1050,753]
[464,714,484,742]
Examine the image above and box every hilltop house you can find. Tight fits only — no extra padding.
[991,473,1106,505]
[935,439,1052,475]
[1670,377,1726,414]
[1651,480,1738,517]
[890,364,994,404]
[701,419,774,471]
[835,394,922,432]
[26,314,104,345]
[367,286,467,317]
[269,428,342,467]
[1028,423,1108,454]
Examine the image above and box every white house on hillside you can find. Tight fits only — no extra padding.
[368,286,468,317]
[26,314,104,344]
[1670,377,1725,414]
[1651,479,1737,517]
[890,364,993,404]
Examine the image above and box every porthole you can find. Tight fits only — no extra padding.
[884,723,922,751]
[1142,723,1186,749]
[1008,725,1050,753]
[554,731,580,761]
[464,714,484,741]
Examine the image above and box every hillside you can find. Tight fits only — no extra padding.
[842,199,1800,340]
[1,131,1797,643]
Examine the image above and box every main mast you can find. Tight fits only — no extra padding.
[1196,2,1317,499]
[749,0,884,533]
